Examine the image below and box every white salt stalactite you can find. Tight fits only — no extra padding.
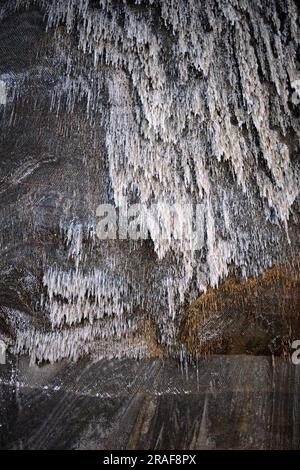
[1,0,299,361]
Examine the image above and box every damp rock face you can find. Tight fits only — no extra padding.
[1,356,300,450]
[0,0,299,362]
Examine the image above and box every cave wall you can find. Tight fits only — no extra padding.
[0,0,299,361]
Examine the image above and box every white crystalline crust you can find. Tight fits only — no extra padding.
[1,0,299,361]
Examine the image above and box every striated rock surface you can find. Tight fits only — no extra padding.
[1,355,300,449]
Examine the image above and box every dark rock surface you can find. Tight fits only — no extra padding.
[1,355,300,449]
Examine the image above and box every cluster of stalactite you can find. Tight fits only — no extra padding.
[0,0,299,362]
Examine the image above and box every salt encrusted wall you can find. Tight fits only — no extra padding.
[0,0,299,362]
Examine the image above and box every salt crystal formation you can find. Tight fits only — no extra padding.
[0,0,299,362]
